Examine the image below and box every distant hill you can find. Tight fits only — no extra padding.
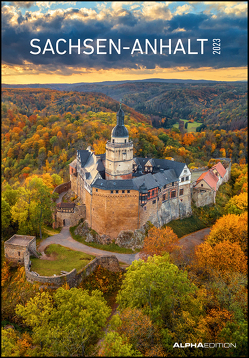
[2,80,247,131]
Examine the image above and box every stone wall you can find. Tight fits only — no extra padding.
[5,245,28,265]
[24,251,77,288]
[76,255,123,286]
[29,238,37,253]
[70,173,78,196]
[53,181,71,198]
[178,183,192,219]
[88,188,140,239]
[24,250,122,288]
[192,188,215,207]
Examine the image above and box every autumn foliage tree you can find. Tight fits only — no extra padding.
[191,241,248,279]
[206,212,248,253]
[99,308,164,356]
[225,192,248,215]
[141,226,179,259]
[1,328,34,357]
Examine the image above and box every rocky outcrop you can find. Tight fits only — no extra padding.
[115,223,151,250]
[75,221,112,245]
[74,221,151,251]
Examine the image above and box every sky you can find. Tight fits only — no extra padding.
[1,1,248,84]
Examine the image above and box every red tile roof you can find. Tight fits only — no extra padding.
[212,162,226,177]
[196,170,219,191]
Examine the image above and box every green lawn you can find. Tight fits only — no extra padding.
[70,226,139,254]
[30,244,95,276]
[173,119,201,133]
[163,215,207,238]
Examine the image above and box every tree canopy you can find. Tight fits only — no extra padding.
[15,287,111,356]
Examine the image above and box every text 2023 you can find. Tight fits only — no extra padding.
[213,39,221,54]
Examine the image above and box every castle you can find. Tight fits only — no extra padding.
[69,105,192,239]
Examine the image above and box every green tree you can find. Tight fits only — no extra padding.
[51,173,63,187]
[99,331,142,357]
[16,288,111,356]
[1,198,11,235]
[2,184,20,207]
[11,177,56,239]
[116,255,203,329]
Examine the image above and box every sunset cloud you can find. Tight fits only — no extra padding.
[1,1,247,83]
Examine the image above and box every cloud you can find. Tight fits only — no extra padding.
[1,2,247,76]
[8,1,35,9]
[203,1,248,17]
[174,4,193,16]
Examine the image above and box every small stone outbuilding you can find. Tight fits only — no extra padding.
[4,235,36,265]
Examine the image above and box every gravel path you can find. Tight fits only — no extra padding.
[38,226,210,266]
[178,228,210,252]
[38,226,138,265]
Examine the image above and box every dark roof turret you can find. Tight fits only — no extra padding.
[111,102,129,138]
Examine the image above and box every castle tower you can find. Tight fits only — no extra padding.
[105,103,133,180]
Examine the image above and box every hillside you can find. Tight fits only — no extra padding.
[1,88,247,185]
[2,82,247,131]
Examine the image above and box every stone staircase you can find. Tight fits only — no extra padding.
[28,247,40,258]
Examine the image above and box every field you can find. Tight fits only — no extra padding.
[30,244,95,276]
[173,119,200,132]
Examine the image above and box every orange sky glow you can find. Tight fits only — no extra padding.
[2,65,247,84]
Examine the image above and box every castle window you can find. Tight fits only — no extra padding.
[181,177,184,182]
[171,191,176,198]
[152,190,154,196]
[125,139,126,143]
[180,189,184,196]
[186,176,189,181]
[111,190,113,193]
[18,251,20,256]
[122,190,125,193]
[172,182,174,186]
[116,190,119,193]
[163,194,166,201]
[153,200,156,204]
[140,194,147,205]
[96,189,98,192]
[201,184,203,187]
[112,139,114,143]
[127,190,130,193]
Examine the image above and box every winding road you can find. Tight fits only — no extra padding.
[38,226,210,265]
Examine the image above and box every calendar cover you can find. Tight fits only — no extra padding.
[1,2,248,358]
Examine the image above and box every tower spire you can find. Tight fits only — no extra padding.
[119,98,122,109]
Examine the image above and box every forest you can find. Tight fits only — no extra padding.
[1,87,248,357]
[1,88,247,186]
[2,81,247,130]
